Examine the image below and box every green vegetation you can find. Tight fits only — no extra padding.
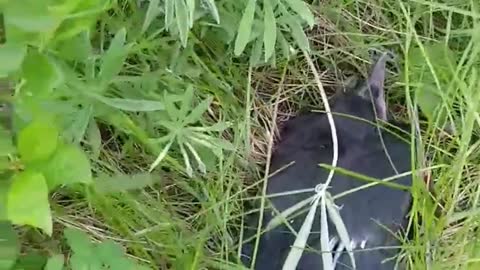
[0,0,479,269]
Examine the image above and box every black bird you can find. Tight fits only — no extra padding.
[241,54,413,270]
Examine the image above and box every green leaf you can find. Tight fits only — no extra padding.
[283,194,320,269]
[263,0,277,62]
[201,0,220,24]
[86,120,101,159]
[0,43,26,77]
[179,143,193,177]
[18,119,59,163]
[326,196,355,268]
[56,31,92,61]
[165,0,174,30]
[95,240,124,264]
[287,15,310,52]
[94,173,157,194]
[175,0,190,47]
[183,97,213,125]
[13,252,48,270]
[284,0,314,28]
[41,144,92,190]
[4,0,59,32]
[319,196,333,269]
[416,83,445,124]
[234,0,257,56]
[63,105,92,144]
[64,228,94,257]
[186,0,195,28]
[21,50,63,97]
[278,31,291,59]
[141,0,161,34]
[44,254,64,270]
[179,85,195,119]
[249,37,263,66]
[0,222,19,270]
[99,28,129,85]
[0,126,15,157]
[408,44,455,126]
[90,94,165,112]
[0,181,9,220]
[7,171,52,235]
[149,138,174,172]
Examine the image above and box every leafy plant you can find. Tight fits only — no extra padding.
[407,43,457,128]
[140,0,315,65]
[56,228,150,270]
[3,118,93,235]
[149,86,234,176]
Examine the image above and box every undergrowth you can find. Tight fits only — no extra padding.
[0,0,480,269]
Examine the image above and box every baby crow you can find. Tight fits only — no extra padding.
[241,53,412,270]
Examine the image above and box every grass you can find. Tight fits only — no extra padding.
[7,0,480,269]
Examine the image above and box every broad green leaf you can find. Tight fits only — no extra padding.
[21,50,63,97]
[278,31,291,59]
[416,84,445,124]
[164,93,180,121]
[7,171,52,235]
[94,173,157,194]
[63,105,92,144]
[201,0,220,24]
[142,0,161,34]
[263,0,277,62]
[99,28,130,84]
[284,0,314,28]
[408,44,455,126]
[250,37,263,66]
[234,0,257,56]
[44,254,64,270]
[108,258,136,270]
[56,31,92,61]
[47,0,83,15]
[86,120,102,159]
[186,0,195,28]
[0,43,26,77]
[183,97,213,125]
[165,0,174,30]
[175,0,190,47]
[0,181,9,220]
[95,240,124,264]
[90,94,165,112]
[70,254,100,270]
[4,0,59,32]
[0,222,18,270]
[0,126,15,157]
[287,16,310,52]
[64,228,94,257]
[53,14,97,42]
[12,252,48,270]
[18,120,58,163]
[179,85,195,119]
[42,144,92,189]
